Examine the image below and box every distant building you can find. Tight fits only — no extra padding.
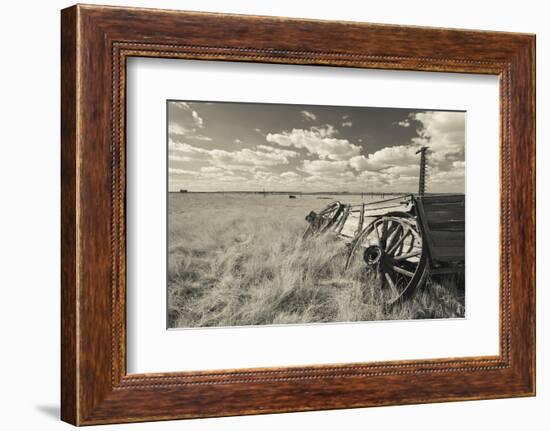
[179,189,188,193]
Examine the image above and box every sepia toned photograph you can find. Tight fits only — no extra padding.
[167,101,466,329]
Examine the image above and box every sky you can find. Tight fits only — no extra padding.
[168,101,465,193]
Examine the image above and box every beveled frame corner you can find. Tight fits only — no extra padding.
[61,4,535,425]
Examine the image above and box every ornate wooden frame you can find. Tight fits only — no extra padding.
[61,4,535,425]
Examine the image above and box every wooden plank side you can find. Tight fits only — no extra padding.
[429,245,466,261]
[426,216,464,224]
[421,194,465,204]
[424,208,465,222]
[426,221,465,231]
[428,230,465,246]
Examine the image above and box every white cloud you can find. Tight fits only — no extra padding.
[452,160,465,169]
[172,101,205,129]
[300,110,317,121]
[234,138,243,144]
[383,164,419,177]
[255,144,299,158]
[170,165,246,183]
[397,119,411,127]
[191,111,204,128]
[253,170,277,182]
[300,159,350,176]
[342,120,353,127]
[169,140,298,170]
[200,166,226,173]
[427,163,465,192]
[410,111,465,166]
[169,167,196,175]
[169,121,212,141]
[303,175,323,183]
[169,102,212,143]
[266,125,361,161]
[349,145,419,171]
[171,101,190,110]
[190,135,212,141]
[280,171,301,180]
[168,123,190,135]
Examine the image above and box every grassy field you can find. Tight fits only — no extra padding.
[167,193,465,328]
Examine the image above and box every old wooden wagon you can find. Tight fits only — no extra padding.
[304,193,465,305]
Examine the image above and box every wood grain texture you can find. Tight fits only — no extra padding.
[60,4,536,425]
[60,6,78,425]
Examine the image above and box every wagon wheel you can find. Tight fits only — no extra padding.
[303,201,345,239]
[345,212,429,306]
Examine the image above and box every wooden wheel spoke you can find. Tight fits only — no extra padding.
[381,220,388,243]
[384,223,396,241]
[384,271,399,298]
[387,228,410,255]
[393,250,421,261]
[408,221,422,243]
[385,224,404,253]
[383,220,398,248]
[374,221,382,244]
[397,235,406,255]
[392,265,414,278]
[405,234,415,253]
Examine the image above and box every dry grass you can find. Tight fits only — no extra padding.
[168,193,465,328]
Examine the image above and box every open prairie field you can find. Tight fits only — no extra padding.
[167,193,465,328]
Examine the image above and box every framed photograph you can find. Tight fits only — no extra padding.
[61,4,535,425]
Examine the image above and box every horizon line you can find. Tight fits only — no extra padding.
[167,190,461,194]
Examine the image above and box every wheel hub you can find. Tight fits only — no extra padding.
[363,245,383,266]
